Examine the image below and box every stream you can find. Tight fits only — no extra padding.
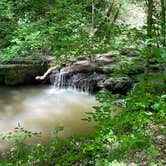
[0,86,97,153]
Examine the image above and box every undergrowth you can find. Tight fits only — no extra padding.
[0,72,165,166]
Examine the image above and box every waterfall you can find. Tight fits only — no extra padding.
[54,71,94,93]
[54,72,66,89]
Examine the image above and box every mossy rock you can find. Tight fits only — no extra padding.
[0,57,50,85]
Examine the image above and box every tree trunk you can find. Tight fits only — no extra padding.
[160,0,166,46]
[147,0,153,38]
[105,0,121,38]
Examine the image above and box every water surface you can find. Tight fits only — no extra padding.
[0,86,97,152]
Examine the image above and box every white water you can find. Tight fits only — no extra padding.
[54,71,66,88]
[54,71,93,92]
[0,86,97,153]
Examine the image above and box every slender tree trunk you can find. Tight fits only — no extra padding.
[105,0,121,38]
[92,0,95,30]
[160,0,166,46]
[144,0,153,75]
[147,0,153,38]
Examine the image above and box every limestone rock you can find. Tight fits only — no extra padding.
[0,57,49,85]
[36,51,145,94]
[103,77,133,94]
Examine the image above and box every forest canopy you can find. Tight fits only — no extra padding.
[0,0,165,63]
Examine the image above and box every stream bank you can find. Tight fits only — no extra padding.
[1,50,163,94]
[0,56,51,86]
[38,51,145,94]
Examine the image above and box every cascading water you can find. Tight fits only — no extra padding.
[54,71,95,93]
[54,71,66,89]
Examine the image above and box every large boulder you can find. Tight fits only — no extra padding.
[63,60,96,73]
[62,54,117,73]
[0,56,50,85]
[103,77,133,94]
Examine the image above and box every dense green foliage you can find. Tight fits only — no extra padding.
[0,0,165,63]
[1,72,165,165]
[0,0,114,64]
[0,0,165,165]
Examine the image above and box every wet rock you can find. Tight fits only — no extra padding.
[62,61,96,73]
[35,51,145,93]
[61,53,118,74]
[96,63,117,74]
[92,53,117,65]
[103,77,133,94]
[51,72,107,93]
[49,70,59,84]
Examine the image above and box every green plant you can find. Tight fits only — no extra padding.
[0,123,41,163]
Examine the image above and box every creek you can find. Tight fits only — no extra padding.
[0,85,97,153]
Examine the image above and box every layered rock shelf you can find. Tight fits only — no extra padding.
[0,51,147,94]
[39,51,145,94]
[0,57,50,85]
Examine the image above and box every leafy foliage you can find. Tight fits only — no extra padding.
[0,0,113,64]
[1,71,165,165]
[0,0,165,165]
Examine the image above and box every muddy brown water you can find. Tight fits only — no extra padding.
[0,86,97,153]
